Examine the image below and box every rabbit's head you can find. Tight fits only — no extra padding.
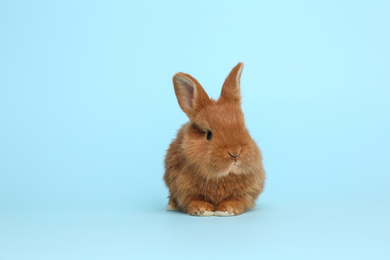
[172,63,262,178]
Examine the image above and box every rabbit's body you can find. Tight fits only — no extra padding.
[164,63,265,216]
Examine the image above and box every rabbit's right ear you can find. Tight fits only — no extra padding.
[173,73,210,120]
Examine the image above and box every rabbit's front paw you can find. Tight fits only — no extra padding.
[187,201,215,217]
[215,199,245,216]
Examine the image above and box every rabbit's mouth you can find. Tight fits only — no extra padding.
[215,162,241,177]
[228,161,242,174]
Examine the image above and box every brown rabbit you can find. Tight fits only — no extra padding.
[164,63,265,216]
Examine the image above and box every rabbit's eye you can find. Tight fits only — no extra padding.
[206,131,213,140]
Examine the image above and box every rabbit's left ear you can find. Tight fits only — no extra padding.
[219,63,244,104]
[172,72,210,120]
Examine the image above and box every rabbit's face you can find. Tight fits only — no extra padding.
[183,101,261,178]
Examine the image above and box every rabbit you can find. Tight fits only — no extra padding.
[164,63,265,216]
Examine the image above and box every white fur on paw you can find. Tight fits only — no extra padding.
[195,211,214,217]
[214,211,235,217]
[166,204,178,211]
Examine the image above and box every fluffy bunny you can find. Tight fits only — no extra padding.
[164,63,265,216]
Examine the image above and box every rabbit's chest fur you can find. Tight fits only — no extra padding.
[168,164,264,207]
[191,173,261,204]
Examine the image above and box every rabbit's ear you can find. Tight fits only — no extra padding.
[219,63,244,104]
[173,73,210,119]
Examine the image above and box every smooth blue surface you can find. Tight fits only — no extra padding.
[1,1,389,259]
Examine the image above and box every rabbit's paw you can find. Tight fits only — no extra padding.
[215,199,245,216]
[214,210,235,217]
[166,199,179,211]
[187,201,215,217]
[166,204,178,211]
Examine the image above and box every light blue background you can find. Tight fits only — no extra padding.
[1,0,389,259]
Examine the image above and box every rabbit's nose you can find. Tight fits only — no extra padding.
[228,146,242,159]
[228,153,238,159]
